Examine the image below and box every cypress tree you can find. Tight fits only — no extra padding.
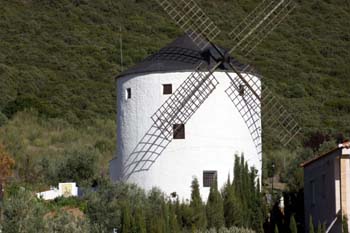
[251,199,264,233]
[321,223,326,233]
[146,188,166,233]
[256,178,266,233]
[121,202,132,233]
[242,159,251,226]
[148,216,164,233]
[179,202,192,230]
[222,175,231,198]
[133,207,146,233]
[233,154,248,226]
[240,156,246,196]
[248,167,264,233]
[223,178,242,227]
[233,155,241,195]
[174,197,183,228]
[162,201,170,233]
[206,182,224,229]
[290,215,297,233]
[147,203,166,233]
[309,216,315,233]
[317,221,322,233]
[190,178,207,230]
[168,204,180,233]
[231,154,265,231]
[243,162,249,200]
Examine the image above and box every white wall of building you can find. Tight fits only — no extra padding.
[37,183,78,200]
[110,71,261,201]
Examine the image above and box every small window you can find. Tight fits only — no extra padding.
[238,84,245,96]
[126,88,131,99]
[163,84,172,95]
[173,124,185,139]
[203,171,217,187]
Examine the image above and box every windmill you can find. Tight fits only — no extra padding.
[152,0,300,152]
[111,0,301,192]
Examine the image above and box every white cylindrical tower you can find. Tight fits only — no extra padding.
[110,34,261,200]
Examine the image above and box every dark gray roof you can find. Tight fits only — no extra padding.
[117,34,248,78]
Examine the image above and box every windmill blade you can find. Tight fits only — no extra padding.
[156,0,221,50]
[261,85,301,146]
[225,69,262,154]
[122,124,172,180]
[154,0,300,149]
[225,71,301,147]
[122,63,220,179]
[239,0,296,56]
[151,62,219,138]
[229,0,296,57]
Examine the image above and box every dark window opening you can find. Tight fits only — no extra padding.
[203,171,217,187]
[239,84,245,96]
[163,84,173,95]
[173,124,185,139]
[126,88,131,99]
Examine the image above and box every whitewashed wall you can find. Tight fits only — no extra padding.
[110,71,261,201]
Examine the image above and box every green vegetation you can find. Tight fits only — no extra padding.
[207,183,225,229]
[195,227,256,233]
[0,110,115,187]
[290,215,298,233]
[0,156,260,233]
[343,216,349,233]
[0,0,350,137]
[1,187,91,233]
[190,178,207,230]
[224,155,265,232]
[0,0,349,232]
[0,0,349,187]
[309,216,315,233]
[317,222,325,233]
[0,0,349,183]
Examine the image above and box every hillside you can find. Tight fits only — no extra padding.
[0,0,349,133]
[0,0,350,182]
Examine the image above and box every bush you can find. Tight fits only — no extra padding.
[195,226,255,233]
[0,111,7,126]
[2,187,46,233]
[44,210,91,233]
[55,148,98,185]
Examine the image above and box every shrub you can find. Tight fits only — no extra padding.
[195,226,255,233]
[0,112,7,126]
[44,210,91,233]
[2,187,46,232]
[55,148,98,185]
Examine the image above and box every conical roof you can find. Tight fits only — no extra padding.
[117,33,247,79]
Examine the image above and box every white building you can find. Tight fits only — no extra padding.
[36,183,78,200]
[301,141,350,233]
[110,34,261,200]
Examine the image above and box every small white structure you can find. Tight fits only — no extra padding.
[302,141,350,233]
[36,183,78,200]
[110,34,261,200]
